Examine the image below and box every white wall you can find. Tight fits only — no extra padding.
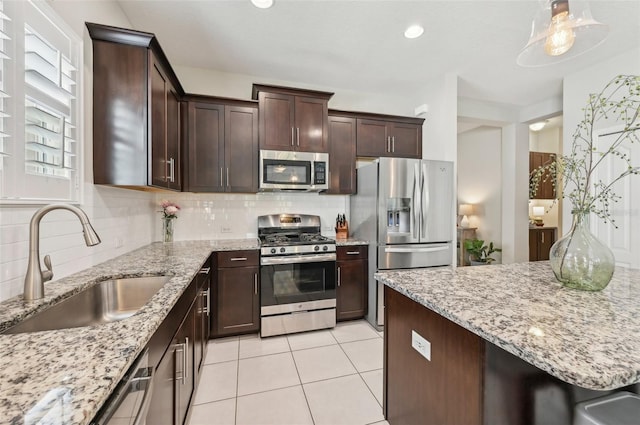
[0,2,158,301]
[457,126,502,261]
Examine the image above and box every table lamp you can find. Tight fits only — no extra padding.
[459,204,473,228]
[532,206,545,226]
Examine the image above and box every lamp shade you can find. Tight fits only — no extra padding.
[533,206,545,217]
[458,204,474,216]
[517,0,609,67]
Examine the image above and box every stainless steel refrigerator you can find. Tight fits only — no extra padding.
[350,158,454,328]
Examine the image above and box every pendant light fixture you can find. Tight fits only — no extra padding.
[517,0,609,67]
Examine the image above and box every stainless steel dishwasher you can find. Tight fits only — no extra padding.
[91,348,154,425]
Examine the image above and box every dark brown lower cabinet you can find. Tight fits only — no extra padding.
[211,250,260,337]
[145,261,206,425]
[336,246,368,321]
[529,228,557,261]
[384,285,483,425]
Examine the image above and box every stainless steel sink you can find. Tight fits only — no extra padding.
[4,276,170,334]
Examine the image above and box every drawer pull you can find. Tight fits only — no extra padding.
[230,257,248,261]
[346,251,360,255]
[199,267,210,274]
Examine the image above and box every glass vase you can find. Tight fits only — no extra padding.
[549,211,615,291]
[163,217,175,243]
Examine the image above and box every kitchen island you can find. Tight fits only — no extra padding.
[0,239,259,425]
[376,262,640,425]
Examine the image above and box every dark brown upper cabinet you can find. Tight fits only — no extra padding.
[529,151,557,199]
[326,113,357,194]
[184,96,259,193]
[252,84,333,153]
[355,113,424,159]
[87,22,184,190]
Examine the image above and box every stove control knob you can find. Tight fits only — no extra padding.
[270,248,276,254]
[314,245,320,251]
[280,247,286,253]
[323,245,328,251]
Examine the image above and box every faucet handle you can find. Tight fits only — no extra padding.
[42,254,53,282]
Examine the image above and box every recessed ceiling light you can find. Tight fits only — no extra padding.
[404,25,424,39]
[251,0,273,9]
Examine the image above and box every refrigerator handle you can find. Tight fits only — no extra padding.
[413,163,420,239]
[421,163,429,239]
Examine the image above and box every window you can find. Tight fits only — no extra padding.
[0,0,82,203]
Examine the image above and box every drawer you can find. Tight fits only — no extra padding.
[216,250,259,268]
[337,245,368,261]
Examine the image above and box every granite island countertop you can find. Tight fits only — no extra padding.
[375,261,640,391]
[0,239,259,425]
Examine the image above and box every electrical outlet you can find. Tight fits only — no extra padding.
[220,226,232,233]
[411,330,431,361]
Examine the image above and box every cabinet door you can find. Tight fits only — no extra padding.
[259,92,295,151]
[166,85,181,190]
[213,266,260,336]
[529,229,538,261]
[146,341,175,425]
[356,118,390,157]
[150,60,168,188]
[175,304,196,425]
[539,229,555,261]
[390,122,422,159]
[225,106,259,192]
[327,116,356,194]
[186,102,224,192]
[529,152,556,199]
[295,96,328,152]
[336,259,368,321]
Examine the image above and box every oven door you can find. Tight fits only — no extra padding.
[260,254,336,310]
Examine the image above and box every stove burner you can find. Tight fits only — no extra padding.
[264,234,292,245]
[300,233,330,243]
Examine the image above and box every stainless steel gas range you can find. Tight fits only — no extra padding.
[258,214,336,337]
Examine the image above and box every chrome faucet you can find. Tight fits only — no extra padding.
[24,204,101,301]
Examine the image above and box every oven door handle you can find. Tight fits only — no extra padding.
[261,253,336,265]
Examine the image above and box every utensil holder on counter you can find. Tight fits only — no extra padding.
[336,224,349,240]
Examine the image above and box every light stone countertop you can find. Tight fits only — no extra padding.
[0,239,259,425]
[375,261,640,391]
[335,238,368,246]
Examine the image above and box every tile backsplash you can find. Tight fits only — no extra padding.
[0,188,349,302]
[154,192,349,241]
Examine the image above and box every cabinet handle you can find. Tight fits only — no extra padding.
[296,127,300,146]
[206,288,210,316]
[230,257,248,261]
[175,342,186,385]
[220,168,224,187]
[346,251,360,255]
[168,157,175,182]
[291,127,295,146]
[541,232,545,244]
[200,289,209,314]
[254,273,258,294]
[226,168,230,188]
[199,267,210,274]
[387,137,390,153]
[337,266,341,287]
[392,136,395,153]
[184,337,189,381]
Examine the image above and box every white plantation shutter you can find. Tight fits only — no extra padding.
[0,0,82,203]
[0,5,10,166]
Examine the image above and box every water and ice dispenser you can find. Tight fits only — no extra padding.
[386,198,411,233]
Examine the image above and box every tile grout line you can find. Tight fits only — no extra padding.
[287,335,317,425]
[335,334,385,410]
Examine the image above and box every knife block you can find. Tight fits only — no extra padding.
[335,222,349,240]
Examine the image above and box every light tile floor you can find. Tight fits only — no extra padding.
[188,320,389,425]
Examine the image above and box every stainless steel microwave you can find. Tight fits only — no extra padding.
[259,150,328,191]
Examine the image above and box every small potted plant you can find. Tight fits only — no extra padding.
[464,239,502,265]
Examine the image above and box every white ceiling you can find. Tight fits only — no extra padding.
[116,0,640,107]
